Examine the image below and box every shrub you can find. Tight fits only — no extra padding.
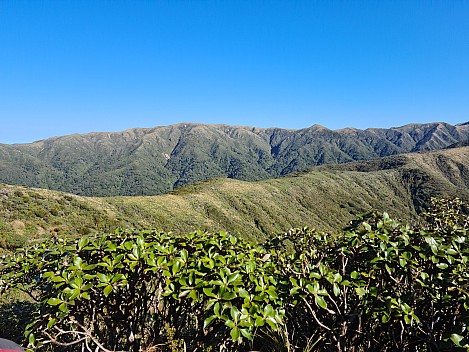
[267,198,469,351]
[0,198,467,351]
[0,230,283,351]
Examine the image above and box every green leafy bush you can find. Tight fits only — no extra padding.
[0,198,468,351]
[0,230,284,351]
[271,204,469,351]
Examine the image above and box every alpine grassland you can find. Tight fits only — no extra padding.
[0,198,468,351]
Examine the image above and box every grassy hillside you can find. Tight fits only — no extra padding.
[1,122,469,196]
[317,145,469,209]
[0,185,131,248]
[1,146,469,246]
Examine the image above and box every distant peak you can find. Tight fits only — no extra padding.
[309,124,329,131]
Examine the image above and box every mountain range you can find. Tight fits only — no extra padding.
[1,121,469,196]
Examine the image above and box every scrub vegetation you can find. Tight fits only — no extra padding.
[0,198,468,351]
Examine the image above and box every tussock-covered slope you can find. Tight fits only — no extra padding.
[2,146,469,245]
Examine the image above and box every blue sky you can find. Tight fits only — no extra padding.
[0,0,468,144]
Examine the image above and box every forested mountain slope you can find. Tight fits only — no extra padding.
[2,146,469,246]
[0,122,468,196]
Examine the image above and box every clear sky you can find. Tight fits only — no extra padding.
[1,0,468,144]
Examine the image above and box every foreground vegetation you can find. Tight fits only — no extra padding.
[0,198,468,351]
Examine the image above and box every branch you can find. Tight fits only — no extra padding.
[74,319,126,352]
[302,297,332,332]
[42,320,125,352]
[43,329,88,347]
